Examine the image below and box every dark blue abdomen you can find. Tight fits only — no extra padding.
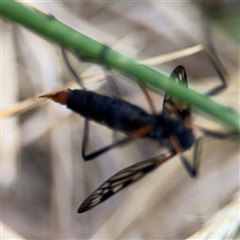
[67,90,154,133]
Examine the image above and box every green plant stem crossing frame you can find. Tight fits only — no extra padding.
[1,0,239,133]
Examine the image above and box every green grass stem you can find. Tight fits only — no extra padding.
[1,0,239,132]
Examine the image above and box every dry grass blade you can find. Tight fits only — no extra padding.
[186,191,240,240]
[139,44,204,65]
[1,96,47,119]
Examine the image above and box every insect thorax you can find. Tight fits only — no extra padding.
[150,114,194,151]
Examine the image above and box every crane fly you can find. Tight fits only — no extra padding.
[40,66,197,213]
[40,46,230,213]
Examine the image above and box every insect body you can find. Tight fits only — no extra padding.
[43,87,194,152]
[40,66,198,212]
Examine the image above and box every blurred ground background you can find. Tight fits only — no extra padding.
[1,1,239,239]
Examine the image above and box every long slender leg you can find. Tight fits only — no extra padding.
[104,71,123,142]
[61,46,92,162]
[62,46,138,162]
[180,137,205,177]
[98,44,123,142]
[182,123,238,177]
[82,125,152,161]
[201,8,227,97]
[203,47,227,96]
[139,84,157,114]
[61,46,87,91]
[182,125,238,178]
[197,126,237,139]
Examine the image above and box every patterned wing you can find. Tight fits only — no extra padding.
[78,151,174,213]
[163,66,190,120]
